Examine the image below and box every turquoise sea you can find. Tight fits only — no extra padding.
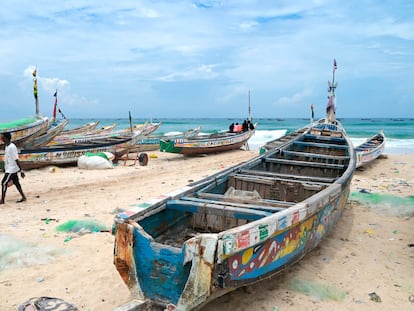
[66,117,414,154]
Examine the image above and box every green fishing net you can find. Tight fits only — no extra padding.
[288,278,347,301]
[56,220,108,233]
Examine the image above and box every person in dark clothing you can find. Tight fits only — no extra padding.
[248,120,255,130]
[242,120,248,132]
[229,123,235,133]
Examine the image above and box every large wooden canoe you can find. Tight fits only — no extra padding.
[0,116,49,148]
[47,124,117,146]
[355,131,385,168]
[113,117,355,310]
[134,121,162,137]
[60,121,100,135]
[159,126,255,155]
[22,119,70,149]
[0,130,143,170]
[135,126,202,152]
[113,62,355,311]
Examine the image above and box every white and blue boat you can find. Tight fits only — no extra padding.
[355,131,386,168]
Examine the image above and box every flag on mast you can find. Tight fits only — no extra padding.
[33,68,38,99]
[53,90,58,119]
[333,59,337,71]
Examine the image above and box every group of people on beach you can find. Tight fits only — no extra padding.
[0,132,26,205]
[229,119,255,133]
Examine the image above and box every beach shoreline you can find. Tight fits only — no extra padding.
[0,150,413,311]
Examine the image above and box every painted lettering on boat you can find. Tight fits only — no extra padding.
[54,148,112,159]
[225,200,342,281]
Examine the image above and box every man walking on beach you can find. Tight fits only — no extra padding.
[0,132,26,204]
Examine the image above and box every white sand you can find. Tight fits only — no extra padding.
[0,151,413,310]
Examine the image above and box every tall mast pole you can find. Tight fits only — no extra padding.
[330,59,337,97]
[129,111,133,132]
[248,90,251,121]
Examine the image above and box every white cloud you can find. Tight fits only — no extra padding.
[157,64,220,81]
[274,88,313,107]
[0,0,413,118]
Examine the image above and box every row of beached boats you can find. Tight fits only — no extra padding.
[1,113,384,172]
[0,116,149,170]
[0,114,259,170]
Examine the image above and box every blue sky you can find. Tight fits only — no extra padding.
[0,0,413,120]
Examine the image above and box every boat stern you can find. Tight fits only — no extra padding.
[160,139,182,153]
[113,213,220,310]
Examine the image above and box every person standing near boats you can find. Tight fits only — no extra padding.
[0,132,26,204]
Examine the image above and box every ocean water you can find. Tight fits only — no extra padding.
[66,117,414,154]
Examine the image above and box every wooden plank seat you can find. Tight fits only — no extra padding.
[263,157,346,170]
[293,140,349,149]
[181,195,288,212]
[165,199,273,221]
[237,169,337,183]
[230,173,331,188]
[281,150,349,162]
[358,142,379,148]
[303,134,346,144]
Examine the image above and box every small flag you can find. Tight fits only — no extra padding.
[33,79,38,99]
[53,90,58,118]
[32,68,37,77]
[333,59,337,71]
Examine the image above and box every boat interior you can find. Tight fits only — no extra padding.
[137,130,351,247]
[355,133,384,151]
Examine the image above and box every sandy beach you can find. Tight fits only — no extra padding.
[0,150,413,311]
